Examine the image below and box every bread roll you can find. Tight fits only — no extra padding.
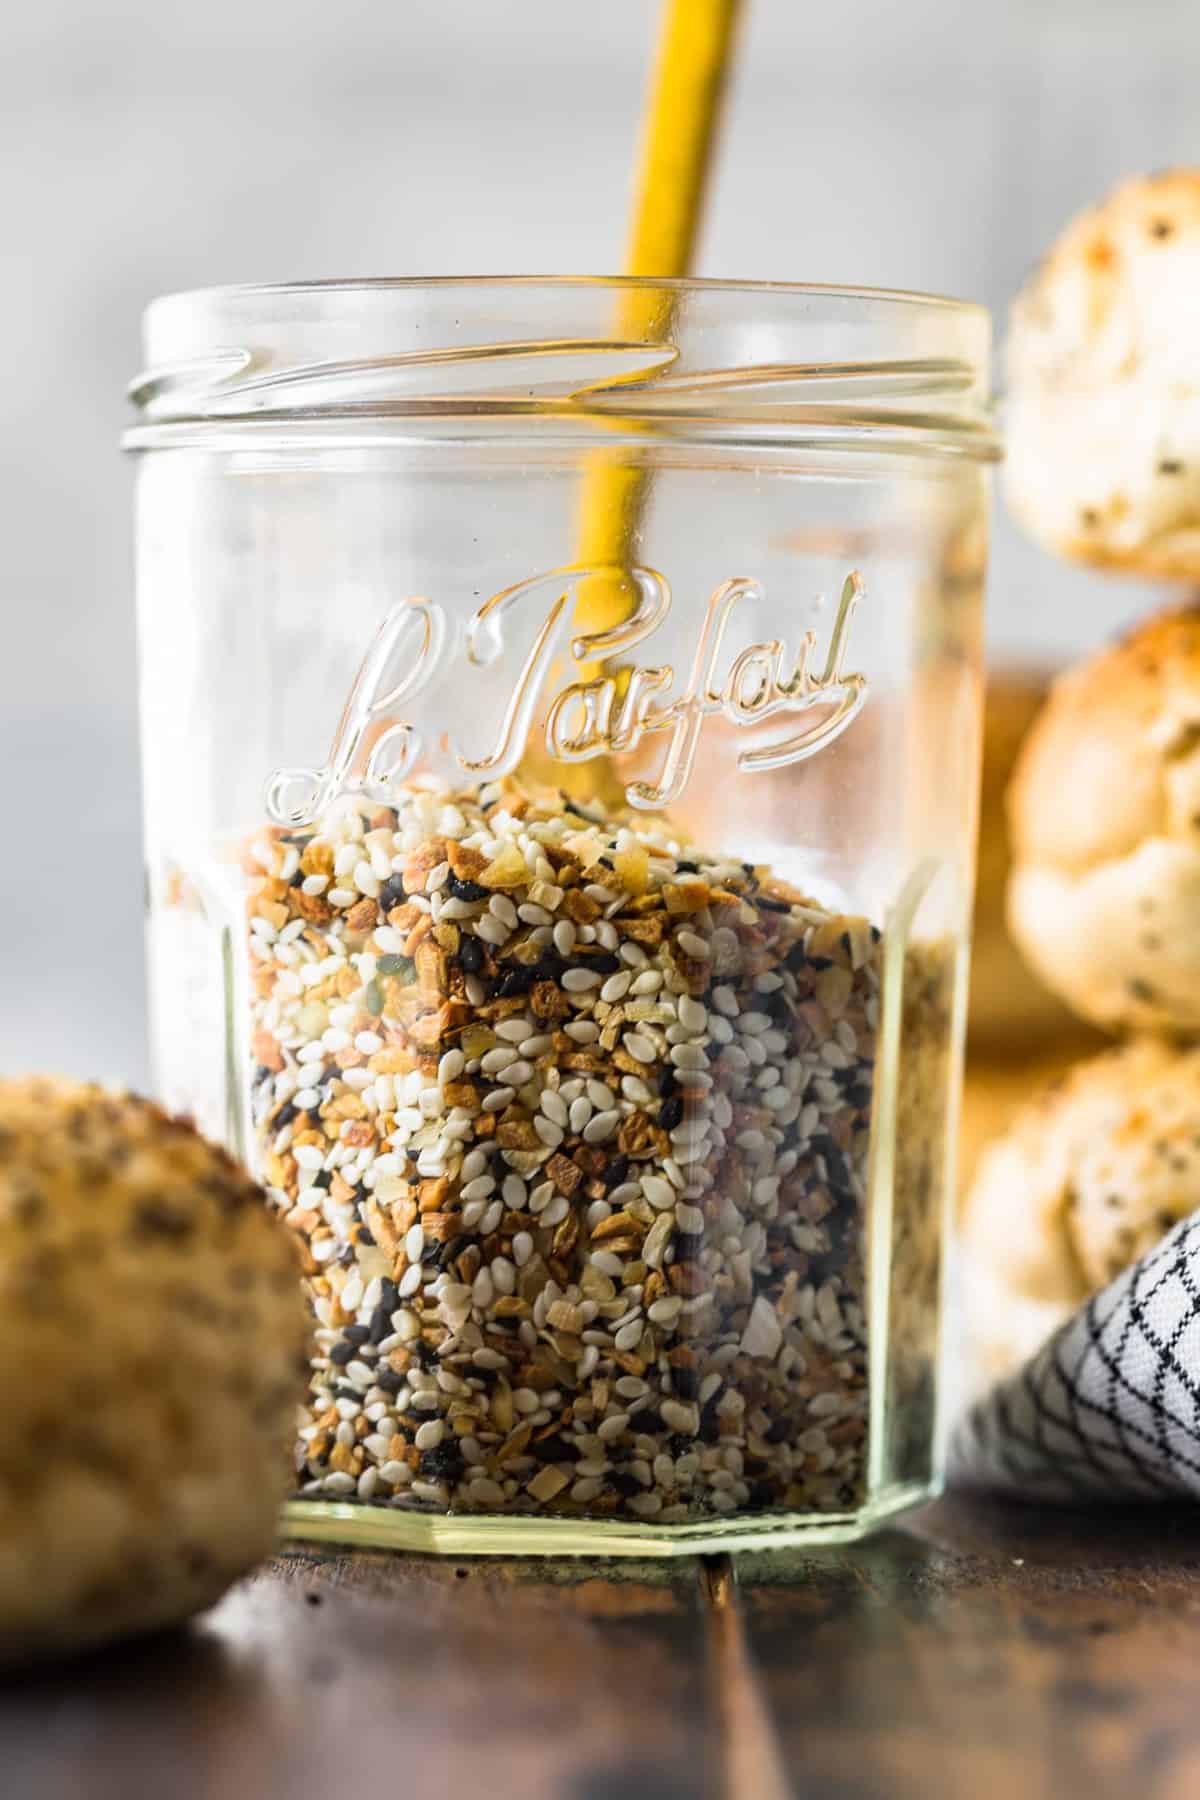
[0,1079,310,1666]
[969,667,1096,1050]
[1007,603,1200,1033]
[960,1038,1200,1395]
[1007,168,1200,577]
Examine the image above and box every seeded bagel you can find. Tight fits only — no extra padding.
[1006,168,1200,577]
[960,1038,1200,1397]
[1007,603,1200,1033]
[0,1079,310,1666]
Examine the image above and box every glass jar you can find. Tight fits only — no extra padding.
[126,278,996,1555]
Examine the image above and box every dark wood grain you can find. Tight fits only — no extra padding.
[5,1495,1200,1800]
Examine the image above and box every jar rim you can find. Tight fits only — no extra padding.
[146,272,989,314]
[128,274,998,458]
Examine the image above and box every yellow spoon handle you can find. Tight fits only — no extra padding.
[576,0,745,605]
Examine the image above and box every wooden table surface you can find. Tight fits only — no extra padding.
[6,1493,1200,1800]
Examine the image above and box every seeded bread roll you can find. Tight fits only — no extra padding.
[1007,603,1200,1033]
[960,1038,1200,1395]
[1007,169,1200,577]
[968,667,1094,1050]
[0,1079,310,1667]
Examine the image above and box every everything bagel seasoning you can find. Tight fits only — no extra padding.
[246,779,904,1523]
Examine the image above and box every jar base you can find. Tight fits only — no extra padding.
[280,1481,935,1558]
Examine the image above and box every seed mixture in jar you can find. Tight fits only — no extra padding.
[246,780,886,1523]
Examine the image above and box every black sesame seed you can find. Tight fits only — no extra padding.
[531,951,567,982]
[609,1472,641,1498]
[342,1324,371,1346]
[447,873,489,902]
[670,1365,699,1399]
[585,952,621,974]
[459,935,484,973]
[421,1442,465,1481]
[533,1434,577,1463]
[495,964,534,997]
[659,1094,684,1130]
[288,867,305,887]
[379,875,407,912]
[658,1066,678,1096]
[603,1154,630,1191]
[329,1341,356,1366]
[698,1403,722,1445]
[368,1305,392,1344]
[375,1369,404,1394]
[275,1100,298,1127]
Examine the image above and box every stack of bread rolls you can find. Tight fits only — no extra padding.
[962,169,1200,1395]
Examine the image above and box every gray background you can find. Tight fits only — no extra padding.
[3,0,1193,1087]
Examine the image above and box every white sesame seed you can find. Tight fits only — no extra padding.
[678,995,707,1033]
[464,1152,492,1195]
[621,1076,654,1105]
[494,1017,531,1042]
[641,1176,674,1210]
[583,1110,620,1144]
[569,1095,594,1133]
[539,1089,568,1127]
[563,1020,600,1042]
[502,1173,527,1209]
[562,966,602,992]
[534,1116,564,1148]
[623,1033,656,1063]
[553,919,577,956]
[511,1231,534,1267]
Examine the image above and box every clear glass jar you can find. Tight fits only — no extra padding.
[126,278,996,1555]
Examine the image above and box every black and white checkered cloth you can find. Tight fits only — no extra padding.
[949,1213,1200,1498]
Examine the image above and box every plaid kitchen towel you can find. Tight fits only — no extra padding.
[949,1212,1200,1498]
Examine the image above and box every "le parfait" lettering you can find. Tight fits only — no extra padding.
[265,566,867,828]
